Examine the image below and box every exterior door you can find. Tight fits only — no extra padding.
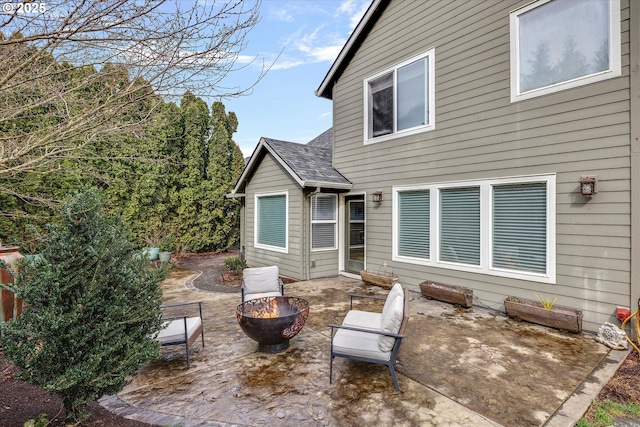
[345,196,365,273]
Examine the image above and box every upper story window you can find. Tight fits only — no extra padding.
[364,49,435,143]
[510,0,621,102]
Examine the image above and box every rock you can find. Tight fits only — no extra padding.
[596,322,628,350]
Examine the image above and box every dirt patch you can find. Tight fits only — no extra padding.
[0,354,153,427]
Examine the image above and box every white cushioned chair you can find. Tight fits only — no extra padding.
[156,301,204,368]
[241,266,285,302]
[329,283,409,391]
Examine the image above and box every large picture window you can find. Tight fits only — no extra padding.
[393,175,556,283]
[255,192,288,252]
[365,49,435,142]
[311,194,337,250]
[510,0,620,102]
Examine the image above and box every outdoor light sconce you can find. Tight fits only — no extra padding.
[579,176,597,197]
[372,191,383,203]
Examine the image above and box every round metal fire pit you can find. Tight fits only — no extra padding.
[236,296,310,353]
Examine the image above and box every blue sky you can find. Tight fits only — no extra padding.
[212,0,371,157]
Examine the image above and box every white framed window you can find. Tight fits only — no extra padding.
[311,194,337,251]
[510,0,621,102]
[392,175,556,283]
[364,49,435,143]
[255,192,288,253]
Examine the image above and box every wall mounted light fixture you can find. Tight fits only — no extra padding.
[372,191,383,203]
[579,176,597,197]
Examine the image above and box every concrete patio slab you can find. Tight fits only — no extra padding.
[100,268,625,427]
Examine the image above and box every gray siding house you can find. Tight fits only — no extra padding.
[231,0,640,332]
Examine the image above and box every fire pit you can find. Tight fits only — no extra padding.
[236,296,309,353]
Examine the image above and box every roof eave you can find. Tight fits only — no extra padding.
[302,181,352,191]
[230,138,266,196]
[315,0,387,100]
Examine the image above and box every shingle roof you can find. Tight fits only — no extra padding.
[230,128,351,196]
[306,128,333,150]
[262,130,350,188]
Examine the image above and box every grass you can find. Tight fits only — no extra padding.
[577,400,640,427]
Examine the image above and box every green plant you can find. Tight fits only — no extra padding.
[160,235,176,252]
[224,256,246,275]
[535,293,558,310]
[0,189,170,423]
[579,399,640,427]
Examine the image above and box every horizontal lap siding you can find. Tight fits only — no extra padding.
[245,154,304,280]
[332,0,632,331]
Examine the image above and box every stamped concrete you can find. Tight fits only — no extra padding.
[100,267,624,427]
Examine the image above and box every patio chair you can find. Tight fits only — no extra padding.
[156,301,204,368]
[241,266,285,302]
[329,283,409,391]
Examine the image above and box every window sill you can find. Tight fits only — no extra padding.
[364,124,434,145]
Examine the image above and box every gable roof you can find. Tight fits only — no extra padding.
[315,0,389,100]
[229,129,351,197]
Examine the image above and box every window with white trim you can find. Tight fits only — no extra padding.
[510,0,621,102]
[393,175,556,283]
[255,192,288,252]
[311,194,337,250]
[364,49,435,142]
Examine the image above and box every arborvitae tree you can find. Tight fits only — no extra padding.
[120,101,182,246]
[199,101,244,250]
[174,92,211,252]
[0,189,170,423]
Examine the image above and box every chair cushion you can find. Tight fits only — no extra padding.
[342,310,382,330]
[157,317,202,344]
[244,291,282,301]
[242,266,280,294]
[381,283,403,322]
[333,327,392,361]
[379,293,404,352]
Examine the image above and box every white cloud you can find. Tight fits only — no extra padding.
[241,0,366,71]
[337,0,370,31]
[287,26,345,64]
[269,8,294,22]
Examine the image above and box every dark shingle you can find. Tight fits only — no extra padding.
[262,128,350,187]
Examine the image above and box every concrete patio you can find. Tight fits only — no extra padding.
[100,267,627,427]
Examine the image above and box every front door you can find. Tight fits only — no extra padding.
[345,196,365,273]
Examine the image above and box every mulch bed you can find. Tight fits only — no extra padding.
[0,353,154,427]
[596,349,640,404]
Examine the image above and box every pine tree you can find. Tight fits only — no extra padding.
[0,189,170,423]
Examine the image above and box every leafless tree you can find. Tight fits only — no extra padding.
[0,0,263,206]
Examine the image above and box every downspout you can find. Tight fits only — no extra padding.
[305,187,322,280]
[629,0,640,339]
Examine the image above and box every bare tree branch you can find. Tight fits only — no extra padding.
[0,0,264,200]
